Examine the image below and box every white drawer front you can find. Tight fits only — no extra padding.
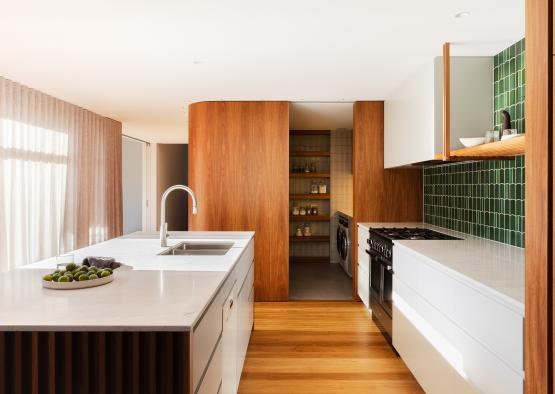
[357,263,370,309]
[357,246,369,272]
[357,225,368,249]
[394,278,522,394]
[235,241,254,290]
[395,246,523,373]
[197,339,222,394]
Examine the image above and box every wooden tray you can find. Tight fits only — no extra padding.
[42,274,113,290]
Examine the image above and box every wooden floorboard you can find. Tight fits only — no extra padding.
[238,301,423,394]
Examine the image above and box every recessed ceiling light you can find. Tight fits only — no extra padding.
[192,60,204,65]
[455,11,470,18]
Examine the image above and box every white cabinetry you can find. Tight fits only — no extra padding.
[393,245,523,394]
[385,56,493,168]
[222,283,237,394]
[194,240,255,394]
[356,225,370,308]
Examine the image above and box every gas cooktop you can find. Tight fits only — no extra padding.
[370,227,462,241]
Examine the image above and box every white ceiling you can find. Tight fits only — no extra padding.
[0,0,524,142]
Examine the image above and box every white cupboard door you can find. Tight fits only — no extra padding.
[357,263,370,309]
[221,283,237,394]
[236,262,254,386]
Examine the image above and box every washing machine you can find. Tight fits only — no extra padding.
[336,212,353,277]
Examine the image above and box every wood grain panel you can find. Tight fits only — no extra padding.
[352,102,423,298]
[525,0,553,392]
[189,101,289,301]
[433,134,525,160]
[238,301,423,393]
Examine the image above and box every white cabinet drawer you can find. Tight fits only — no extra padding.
[197,339,222,394]
[235,241,254,290]
[394,278,522,394]
[357,246,369,272]
[236,262,254,382]
[193,293,225,390]
[357,263,370,309]
[193,274,237,391]
[395,246,523,373]
[357,225,368,249]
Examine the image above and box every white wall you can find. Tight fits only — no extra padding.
[290,102,353,129]
[122,137,146,234]
[434,57,494,153]
[384,62,436,168]
[122,121,188,232]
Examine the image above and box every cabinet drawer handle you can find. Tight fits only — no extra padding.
[229,299,234,309]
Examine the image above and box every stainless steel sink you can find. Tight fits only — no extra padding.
[158,241,234,256]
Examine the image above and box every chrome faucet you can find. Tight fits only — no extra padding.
[160,185,198,247]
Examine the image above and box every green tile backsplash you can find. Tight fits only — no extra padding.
[424,156,525,247]
[423,39,526,247]
[494,38,525,134]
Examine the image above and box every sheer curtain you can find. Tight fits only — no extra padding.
[0,77,122,272]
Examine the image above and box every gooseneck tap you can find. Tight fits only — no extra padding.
[160,185,198,247]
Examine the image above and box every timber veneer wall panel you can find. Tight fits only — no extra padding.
[525,0,553,392]
[188,101,289,301]
[352,101,423,298]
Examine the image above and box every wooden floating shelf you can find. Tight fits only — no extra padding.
[434,135,525,161]
[290,151,331,157]
[290,215,331,222]
[289,172,330,178]
[290,235,330,243]
[290,194,330,200]
[290,256,330,263]
[290,130,331,136]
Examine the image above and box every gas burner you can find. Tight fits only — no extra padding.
[371,227,461,241]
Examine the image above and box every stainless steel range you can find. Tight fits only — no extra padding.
[366,227,461,345]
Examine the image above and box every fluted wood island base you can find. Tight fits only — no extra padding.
[0,331,190,393]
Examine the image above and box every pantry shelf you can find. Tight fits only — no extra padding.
[289,236,330,243]
[290,215,331,222]
[290,194,330,200]
[289,172,330,178]
[289,151,331,157]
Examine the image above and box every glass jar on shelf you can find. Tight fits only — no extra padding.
[310,181,319,194]
[318,181,327,194]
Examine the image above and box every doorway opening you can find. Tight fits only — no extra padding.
[288,103,354,300]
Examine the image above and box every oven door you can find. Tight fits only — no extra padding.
[381,259,393,317]
[369,250,382,298]
[368,251,393,317]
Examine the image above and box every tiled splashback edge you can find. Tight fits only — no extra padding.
[494,38,525,134]
[423,156,525,247]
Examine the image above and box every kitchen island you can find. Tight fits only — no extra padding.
[0,231,255,394]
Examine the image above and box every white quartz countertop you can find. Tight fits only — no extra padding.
[0,231,254,331]
[358,222,524,314]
